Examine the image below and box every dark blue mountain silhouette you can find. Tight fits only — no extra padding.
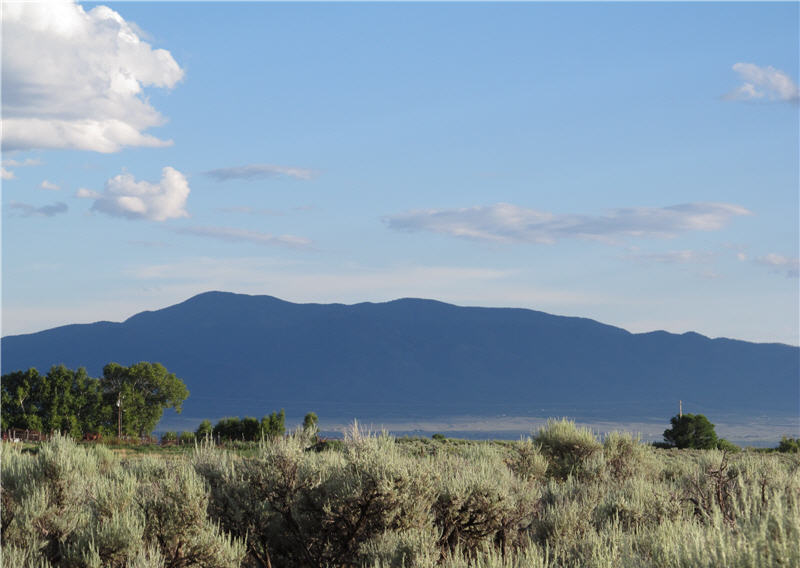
[2,291,797,426]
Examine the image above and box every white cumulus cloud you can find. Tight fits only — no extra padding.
[1,167,15,180]
[724,63,800,103]
[386,202,751,245]
[78,167,190,221]
[1,0,184,153]
[40,180,60,191]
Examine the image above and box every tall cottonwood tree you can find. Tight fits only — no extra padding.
[1,366,106,435]
[101,362,189,437]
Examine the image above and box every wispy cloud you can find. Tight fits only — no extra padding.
[724,63,800,103]
[175,226,313,249]
[204,164,316,182]
[2,157,42,167]
[216,206,283,216]
[753,253,799,278]
[1,157,42,179]
[386,202,751,245]
[77,167,190,222]
[625,249,716,264]
[128,240,171,248]
[127,258,603,309]
[40,180,60,191]
[8,201,68,217]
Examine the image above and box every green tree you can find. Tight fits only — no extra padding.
[214,417,242,440]
[1,368,44,431]
[39,365,81,436]
[242,416,261,441]
[778,436,800,453]
[663,413,718,449]
[100,362,189,437]
[303,412,319,434]
[261,409,285,439]
[196,419,213,439]
[1,366,103,435]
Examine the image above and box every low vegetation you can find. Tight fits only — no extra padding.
[3,418,798,567]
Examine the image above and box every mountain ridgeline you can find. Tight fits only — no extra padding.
[2,291,797,426]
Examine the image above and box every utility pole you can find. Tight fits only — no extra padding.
[117,395,123,438]
[679,399,682,419]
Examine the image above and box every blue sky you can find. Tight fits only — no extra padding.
[2,1,798,345]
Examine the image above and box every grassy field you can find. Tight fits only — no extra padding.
[2,420,798,567]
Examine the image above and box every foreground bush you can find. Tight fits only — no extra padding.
[1,434,245,567]
[533,418,603,480]
[3,426,799,567]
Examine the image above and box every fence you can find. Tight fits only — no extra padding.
[2,429,158,445]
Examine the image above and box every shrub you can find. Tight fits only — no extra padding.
[1,434,99,562]
[505,437,548,483]
[433,444,539,558]
[533,418,603,480]
[196,432,436,567]
[359,525,439,568]
[1,434,245,567]
[716,438,740,453]
[603,431,655,482]
[6,420,800,567]
[778,436,800,453]
[593,476,685,531]
[531,477,601,560]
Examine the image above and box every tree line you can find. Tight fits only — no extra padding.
[194,411,319,442]
[1,362,188,438]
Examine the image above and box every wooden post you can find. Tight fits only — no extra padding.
[679,400,682,418]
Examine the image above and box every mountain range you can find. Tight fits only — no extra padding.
[2,291,798,432]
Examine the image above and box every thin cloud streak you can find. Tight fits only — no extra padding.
[386,202,751,245]
[216,206,283,216]
[8,201,68,217]
[175,226,313,249]
[625,250,716,264]
[2,158,42,167]
[754,253,800,278]
[204,164,316,181]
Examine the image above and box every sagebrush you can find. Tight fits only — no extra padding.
[2,420,798,567]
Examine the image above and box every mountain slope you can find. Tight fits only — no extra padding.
[2,291,797,425]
